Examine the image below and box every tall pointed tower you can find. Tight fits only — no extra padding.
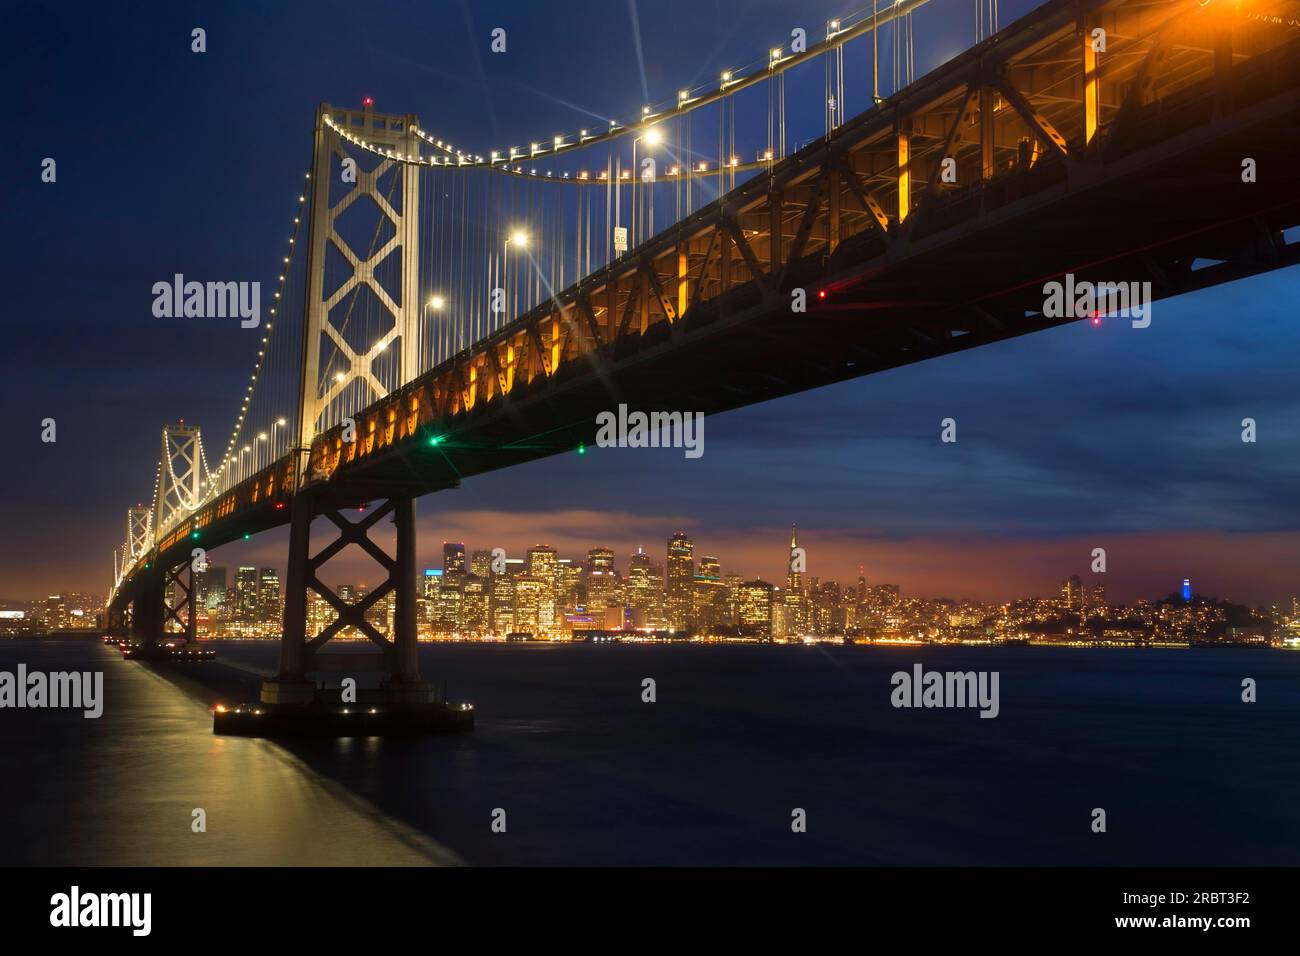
[784,524,807,637]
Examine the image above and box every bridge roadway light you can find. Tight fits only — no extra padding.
[502,232,530,325]
[632,129,667,245]
[428,294,446,310]
[270,419,286,458]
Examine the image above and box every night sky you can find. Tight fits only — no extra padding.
[3,0,1298,605]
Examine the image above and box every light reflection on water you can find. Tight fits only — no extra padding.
[0,640,458,866]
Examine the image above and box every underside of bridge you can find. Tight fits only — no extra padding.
[308,0,1300,505]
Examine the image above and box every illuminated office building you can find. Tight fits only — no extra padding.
[470,550,493,578]
[257,567,281,628]
[196,565,227,612]
[490,560,516,635]
[626,549,659,624]
[235,566,258,622]
[526,546,558,630]
[307,590,333,636]
[586,547,618,612]
[367,589,394,635]
[433,575,461,633]
[558,559,582,614]
[1062,574,1083,611]
[665,532,695,630]
[514,574,544,634]
[738,580,774,639]
[460,575,490,636]
[443,542,466,579]
[692,556,727,630]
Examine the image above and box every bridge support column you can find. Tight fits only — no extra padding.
[105,604,130,637]
[261,493,433,707]
[163,559,198,644]
[129,569,162,648]
[275,494,313,681]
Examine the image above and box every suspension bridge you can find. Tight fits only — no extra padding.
[102,0,1300,729]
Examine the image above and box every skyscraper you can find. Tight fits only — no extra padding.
[460,575,489,635]
[490,568,516,636]
[784,525,808,636]
[514,574,544,634]
[443,542,466,578]
[692,556,727,630]
[470,550,493,578]
[196,565,227,612]
[739,580,774,639]
[586,547,617,612]
[526,546,558,631]
[665,532,694,630]
[257,567,281,628]
[235,567,258,622]
[1062,575,1083,611]
[626,548,657,627]
[557,559,582,614]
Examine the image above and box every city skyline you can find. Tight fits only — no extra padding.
[11,521,1295,644]
[7,509,1299,609]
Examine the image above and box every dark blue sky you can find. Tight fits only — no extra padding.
[3,0,1297,604]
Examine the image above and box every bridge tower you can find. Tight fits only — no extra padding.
[124,425,205,651]
[263,101,432,708]
[295,101,423,450]
[127,506,152,561]
[154,423,203,534]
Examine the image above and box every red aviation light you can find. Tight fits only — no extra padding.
[362,96,374,107]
